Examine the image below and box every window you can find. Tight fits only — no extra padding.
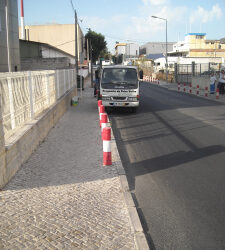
[196,35,203,39]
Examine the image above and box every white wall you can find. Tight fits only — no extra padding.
[41,45,75,64]
[126,43,139,57]
[117,46,126,54]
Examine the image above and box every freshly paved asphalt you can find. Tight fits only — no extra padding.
[110,82,225,250]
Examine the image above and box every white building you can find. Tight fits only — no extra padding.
[115,43,126,56]
[125,43,139,58]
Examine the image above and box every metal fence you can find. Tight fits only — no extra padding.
[0,69,77,140]
[175,63,224,84]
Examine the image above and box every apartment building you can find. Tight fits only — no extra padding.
[115,42,139,58]
[170,33,225,60]
[115,43,126,56]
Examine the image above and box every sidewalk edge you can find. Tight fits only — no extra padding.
[111,131,150,250]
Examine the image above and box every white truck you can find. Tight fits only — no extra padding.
[99,66,140,112]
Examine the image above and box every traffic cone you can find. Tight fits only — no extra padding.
[205,86,208,97]
[102,127,112,166]
[216,88,219,99]
[196,85,199,95]
[189,83,192,94]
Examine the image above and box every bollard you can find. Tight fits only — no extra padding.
[189,83,192,94]
[100,113,108,130]
[99,105,105,127]
[183,83,186,92]
[102,127,112,166]
[98,100,102,112]
[216,88,219,99]
[178,83,180,91]
[205,86,209,97]
[196,85,199,96]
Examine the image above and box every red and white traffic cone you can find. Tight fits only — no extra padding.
[98,100,102,112]
[101,113,108,132]
[99,105,105,126]
[216,88,219,99]
[189,83,192,94]
[183,83,186,92]
[102,127,112,166]
[178,83,180,91]
[205,86,208,97]
[196,85,199,96]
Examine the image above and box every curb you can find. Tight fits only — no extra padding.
[111,131,150,250]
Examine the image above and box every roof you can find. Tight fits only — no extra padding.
[19,39,74,58]
[205,40,220,43]
[185,33,206,36]
[115,43,127,48]
[102,65,137,70]
[146,53,164,60]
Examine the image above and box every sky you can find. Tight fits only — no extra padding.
[18,0,225,53]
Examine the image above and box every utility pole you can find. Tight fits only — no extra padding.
[87,39,89,61]
[5,0,12,72]
[152,15,168,83]
[75,10,79,76]
[20,0,25,39]
[90,40,93,88]
[71,0,79,76]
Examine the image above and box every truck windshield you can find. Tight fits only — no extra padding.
[101,68,138,89]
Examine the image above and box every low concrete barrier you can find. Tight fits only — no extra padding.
[0,87,77,188]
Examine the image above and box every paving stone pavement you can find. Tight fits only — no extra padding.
[0,79,137,249]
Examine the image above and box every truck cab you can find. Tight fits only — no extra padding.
[99,66,140,112]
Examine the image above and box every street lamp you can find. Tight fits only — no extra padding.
[152,15,168,83]
[70,0,79,76]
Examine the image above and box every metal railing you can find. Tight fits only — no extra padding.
[0,69,77,139]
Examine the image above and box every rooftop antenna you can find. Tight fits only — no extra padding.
[20,0,25,39]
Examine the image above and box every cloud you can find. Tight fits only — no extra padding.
[190,4,222,24]
[142,0,168,6]
[125,5,187,40]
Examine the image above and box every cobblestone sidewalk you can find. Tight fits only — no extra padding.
[0,79,137,249]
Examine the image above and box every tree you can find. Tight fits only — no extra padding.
[85,29,107,62]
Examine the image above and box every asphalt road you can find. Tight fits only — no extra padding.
[110,82,225,250]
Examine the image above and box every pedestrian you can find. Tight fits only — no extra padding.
[217,67,225,94]
[210,71,217,94]
[94,67,100,97]
[139,69,143,80]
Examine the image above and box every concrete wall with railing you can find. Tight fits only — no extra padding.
[0,68,89,188]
